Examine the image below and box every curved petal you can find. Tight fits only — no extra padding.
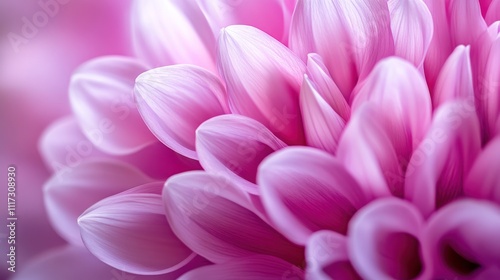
[448,0,487,46]
[178,255,304,280]
[405,101,482,217]
[69,56,156,155]
[433,45,474,108]
[289,0,394,97]
[258,147,367,245]
[337,103,403,199]
[78,182,195,275]
[306,230,361,280]
[135,64,227,160]
[425,199,500,279]
[348,198,431,280]
[217,25,306,145]
[130,0,216,70]
[44,159,154,246]
[486,0,500,24]
[388,0,433,67]
[300,76,346,154]
[196,114,287,194]
[464,137,500,204]
[163,171,304,266]
[352,57,432,165]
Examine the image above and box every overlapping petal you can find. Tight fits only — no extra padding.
[486,0,500,24]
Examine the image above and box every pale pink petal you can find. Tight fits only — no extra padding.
[448,0,488,46]
[388,0,433,67]
[78,182,195,275]
[163,171,304,266]
[258,147,367,245]
[178,255,304,280]
[337,104,403,199]
[69,56,156,155]
[135,65,227,160]
[196,114,287,194]
[290,0,394,97]
[218,25,306,145]
[433,45,475,108]
[405,101,482,217]
[131,0,216,71]
[464,137,500,203]
[44,159,154,246]
[486,0,500,24]
[306,230,361,280]
[425,199,500,279]
[348,198,431,280]
[352,57,432,165]
[300,76,346,154]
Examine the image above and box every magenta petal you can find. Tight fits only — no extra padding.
[69,56,156,155]
[258,147,367,245]
[178,255,304,280]
[218,25,306,145]
[448,0,487,46]
[348,198,431,280]
[163,171,304,266]
[135,64,227,159]
[405,101,482,217]
[78,182,195,275]
[44,159,153,246]
[130,0,215,70]
[196,114,287,194]
[306,230,361,280]
[425,199,500,279]
[486,0,500,24]
[464,137,500,203]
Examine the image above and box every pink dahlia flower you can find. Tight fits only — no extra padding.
[25,0,500,279]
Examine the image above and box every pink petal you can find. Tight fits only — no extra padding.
[388,0,434,67]
[178,255,304,280]
[448,0,487,46]
[486,0,500,24]
[337,103,403,199]
[352,57,432,166]
[78,182,195,275]
[424,199,500,279]
[348,198,431,280]
[300,76,347,154]
[217,25,306,145]
[433,45,475,108]
[163,171,304,266]
[405,101,482,217]
[464,137,500,203]
[44,159,154,246]
[290,0,394,97]
[480,0,494,17]
[130,0,216,71]
[196,114,287,194]
[69,56,156,155]
[306,230,361,280]
[135,64,227,160]
[258,147,367,245]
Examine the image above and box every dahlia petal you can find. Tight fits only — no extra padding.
[337,104,403,199]
[290,0,394,97]
[433,45,474,108]
[425,199,500,279]
[300,76,346,154]
[78,182,195,275]
[405,101,482,217]
[196,114,287,194]
[131,0,215,70]
[69,56,156,155]
[306,230,361,280]
[448,0,488,46]
[44,159,153,246]
[135,65,227,160]
[480,0,493,17]
[352,57,432,164]
[258,147,367,245]
[464,137,500,204]
[163,171,304,265]
[388,0,433,67]
[178,255,304,280]
[486,0,500,24]
[218,25,306,145]
[348,198,431,280]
